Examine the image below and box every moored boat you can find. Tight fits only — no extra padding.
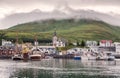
[112,52,120,59]
[96,52,115,61]
[12,54,23,60]
[87,53,96,60]
[96,56,107,60]
[74,56,81,60]
[81,53,88,61]
[29,49,42,61]
[106,53,115,61]
[74,54,81,60]
[29,54,41,61]
[107,55,115,61]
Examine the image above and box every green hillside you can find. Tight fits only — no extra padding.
[4,19,120,42]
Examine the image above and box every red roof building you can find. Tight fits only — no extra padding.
[100,40,113,47]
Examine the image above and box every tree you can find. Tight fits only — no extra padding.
[76,40,80,46]
[0,31,7,45]
[81,40,85,47]
[68,40,73,46]
[97,41,100,46]
[18,39,23,44]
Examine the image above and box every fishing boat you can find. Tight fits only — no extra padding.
[22,45,29,61]
[81,53,88,61]
[74,54,81,60]
[12,54,23,60]
[87,53,96,60]
[96,56,107,60]
[112,52,120,59]
[106,52,115,61]
[12,31,23,60]
[88,55,96,60]
[96,52,108,60]
[96,52,115,61]
[107,55,115,61]
[74,55,81,60]
[29,54,41,61]
[12,43,23,61]
[29,34,41,61]
[29,50,41,61]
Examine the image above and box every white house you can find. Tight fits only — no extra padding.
[114,42,120,52]
[34,41,39,46]
[86,41,97,47]
[100,40,114,47]
[53,31,66,47]
[2,39,14,47]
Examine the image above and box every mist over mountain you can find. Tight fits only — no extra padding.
[0,5,120,29]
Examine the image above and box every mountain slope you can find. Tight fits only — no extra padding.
[6,19,120,41]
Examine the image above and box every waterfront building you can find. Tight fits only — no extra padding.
[98,40,115,52]
[52,30,66,47]
[99,40,114,47]
[2,39,14,47]
[114,42,120,52]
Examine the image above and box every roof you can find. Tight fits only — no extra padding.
[33,46,56,48]
[100,40,112,43]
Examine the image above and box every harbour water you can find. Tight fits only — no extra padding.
[1,59,120,78]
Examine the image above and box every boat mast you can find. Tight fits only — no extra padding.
[34,33,38,50]
[15,31,19,54]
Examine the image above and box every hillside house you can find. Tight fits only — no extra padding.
[114,42,120,52]
[100,40,114,47]
[86,41,97,47]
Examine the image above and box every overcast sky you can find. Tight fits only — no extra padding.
[0,0,120,29]
[0,0,120,19]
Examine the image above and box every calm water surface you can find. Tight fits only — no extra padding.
[0,59,120,78]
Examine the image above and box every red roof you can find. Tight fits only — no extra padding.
[100,40,112,43]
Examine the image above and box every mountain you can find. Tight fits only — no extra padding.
[6,19,120,42]
[1,5,120,29]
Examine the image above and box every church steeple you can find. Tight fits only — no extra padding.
[53,29,57,47]
[53,29,57,36]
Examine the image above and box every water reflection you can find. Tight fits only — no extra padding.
[0,59,120,78]
[9,69,118,78]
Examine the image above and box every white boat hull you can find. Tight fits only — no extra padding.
[12,55,23,60]
[29,54,41,61]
